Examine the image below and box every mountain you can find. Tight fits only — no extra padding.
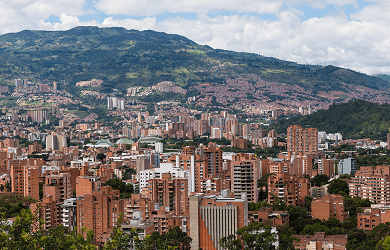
[0,26,388,95]
[274,100,390,140]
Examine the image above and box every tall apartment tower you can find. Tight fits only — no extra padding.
[148,173,188,216]
[46,134,67,151]
[11,165,40,200]
[77,186,125,245]
[196,146,223,177]
[230,153,259,203]
[28,110,48,123]
[189,192,248,250]
[22,79,28,89]
[287,125,318,155]
[338,157,357,175]
[15,79,22,88]
[268,173,310,206]
[44,172,72,202]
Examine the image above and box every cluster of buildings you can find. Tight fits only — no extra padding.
[0,94,388,250]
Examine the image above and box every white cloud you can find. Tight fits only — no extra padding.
[0,0,85,33]
[95,0,284,16]
[0,0,390,75]
[101,17,157,30]
[38,13,99,31]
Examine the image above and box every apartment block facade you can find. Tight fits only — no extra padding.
[268,173,310,206]
[77,186,124,245]
[349,166,390,205]
[189,193,248,250]
[311,194,348,222]
[287,125,318,155]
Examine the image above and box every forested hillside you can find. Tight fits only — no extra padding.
[0,26,388,95]
[274,100,390,140]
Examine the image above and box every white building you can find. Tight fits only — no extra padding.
[139,163,192,193]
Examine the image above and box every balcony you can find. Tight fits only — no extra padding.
[63,218,69,223]
[63,214,69,218]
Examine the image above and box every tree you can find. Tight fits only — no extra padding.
[248,201,272,211]
[219,222,277,250]
[103,178,133,199]
[287,205,311,233]
[134,226,191,250]
[309,174,330,187]
[96,153,106,162]
[327,179,349,196]
[379,235,390,250]
[303,196,313,212]
[103,214,136,250]
[277,224,298,250]
[0,209,95,250]
[344,197,371,218]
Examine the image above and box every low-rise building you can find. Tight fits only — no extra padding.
[293,232,348,250]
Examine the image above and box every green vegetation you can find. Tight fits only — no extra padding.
[275,100,390,140]
[102,178,134,199]
[328,179,349,197]
[309,174,330,187]
[104,216,192,250]
[219,222,278,250]
[0,209,95,249]
[0,26,387,97]
[0,194,37,218]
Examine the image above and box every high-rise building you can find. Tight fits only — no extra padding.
[61,198,77,231]
[107,97,125,110]
[77,186,125,245]
[268,173,310,206]
[287,125,318,155]
[318,158,335,177]
[28,110,48,123]
[30,195,62,230]
[46,134,67,151]
[230,153,259,203]
[15,79,22,88]
[22,79,28,89]
[11,165,40,200]
[147,173,188,216]
[338,157,357,175]
[44,171,72,202]
[189,192,248,250]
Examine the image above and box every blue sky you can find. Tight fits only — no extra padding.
[0,0,389,75]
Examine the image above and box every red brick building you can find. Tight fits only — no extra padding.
[248,207,289,227]
[311,194,348,222]
[294,232,347,250]
[11,165,40,200]
[349,165,390,205]
[77,186,124,245]
[268,173,310,206]
[357,205,390,230]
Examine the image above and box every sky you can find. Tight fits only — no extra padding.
[0,0,389,75]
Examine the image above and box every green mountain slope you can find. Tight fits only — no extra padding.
[274,100,390,140]
[0,26,388,94]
